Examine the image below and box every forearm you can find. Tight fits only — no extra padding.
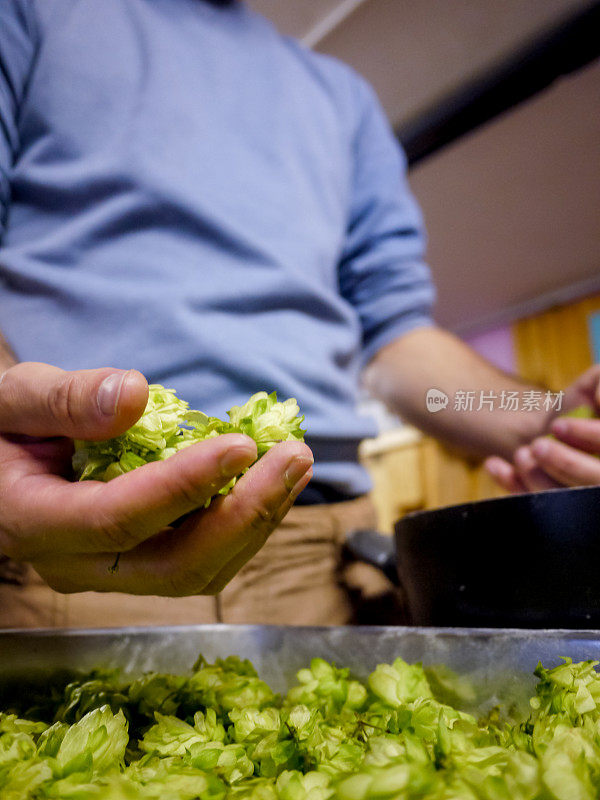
[363,326,551,461]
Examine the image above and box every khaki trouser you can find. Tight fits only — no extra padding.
[0,496,395,629]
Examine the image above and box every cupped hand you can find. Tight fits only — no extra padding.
[0,363,313,595]
[485,365,600,493]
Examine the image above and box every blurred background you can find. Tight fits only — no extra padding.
[248,0,600,524]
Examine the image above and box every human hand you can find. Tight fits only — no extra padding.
[485,365,600,492]
[0,362,313,595]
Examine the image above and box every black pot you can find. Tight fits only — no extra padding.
[346,485,600,628]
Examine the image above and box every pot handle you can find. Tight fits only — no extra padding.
[344,529,399,586]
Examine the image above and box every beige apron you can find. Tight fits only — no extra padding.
[0,496,398,628]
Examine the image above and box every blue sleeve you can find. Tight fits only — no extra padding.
[339,77,436,364]
[0,0,38,239]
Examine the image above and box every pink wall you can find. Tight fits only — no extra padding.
[463,325,516,374]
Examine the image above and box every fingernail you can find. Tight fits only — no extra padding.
[515,446,533,468]
[531,438,550,458]
[284,455,314,492]
[219,444,255,478]
[552,419,568,437]
[484,459,499,478]
[97,372,126,416]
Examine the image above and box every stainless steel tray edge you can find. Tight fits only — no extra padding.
[2,625,600,696]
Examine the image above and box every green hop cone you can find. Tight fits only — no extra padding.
[227,392,306,457]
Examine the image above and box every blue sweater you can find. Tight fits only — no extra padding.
[0,0,434,500]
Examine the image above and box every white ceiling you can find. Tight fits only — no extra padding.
[247,0,600,332]
[248,0,590,125]
[410,59,600,332]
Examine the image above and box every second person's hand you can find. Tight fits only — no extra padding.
[485,365,600,492]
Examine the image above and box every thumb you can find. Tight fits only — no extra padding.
[0,362,149,439]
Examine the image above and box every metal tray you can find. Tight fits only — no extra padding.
[2,625,600,706]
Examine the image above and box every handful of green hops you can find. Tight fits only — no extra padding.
[72,385,306,497]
